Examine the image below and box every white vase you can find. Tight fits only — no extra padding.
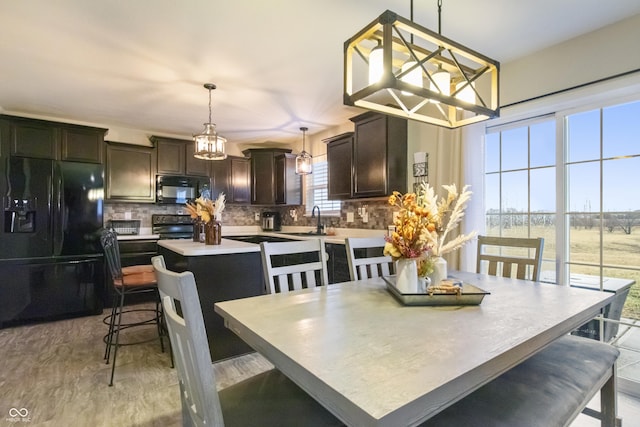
[395,258,420,293]
[428,256,448,286]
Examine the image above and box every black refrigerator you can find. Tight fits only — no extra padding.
[0,157,105,327]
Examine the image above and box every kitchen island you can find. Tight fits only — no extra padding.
[157,238,263,361]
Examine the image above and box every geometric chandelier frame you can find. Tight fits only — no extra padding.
[344,9,500,129]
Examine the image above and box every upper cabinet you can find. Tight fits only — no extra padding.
[105,141,156,203]
[151,136,209,177]
[243,148,301,205]
[1,115,107,163]
[351,112,407,198]
[210,156,250,204]
[325,132,354,200]
[275,153,301,205]
[326,112,407,199]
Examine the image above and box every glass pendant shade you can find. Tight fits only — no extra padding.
[401,59,422,96]
[295,151,313,175]
[368,45,384,85]
[295,126,312,175]
[193,83,227,160]
[194,123,227,160]
[430,66,451,102]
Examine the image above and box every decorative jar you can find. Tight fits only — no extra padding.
[428,256,448,286]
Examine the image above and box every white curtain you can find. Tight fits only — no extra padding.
[409,121,485,272]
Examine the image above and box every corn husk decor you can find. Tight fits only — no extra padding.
[185,193,226,224]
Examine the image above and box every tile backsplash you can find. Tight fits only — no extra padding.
[104,199,394,231]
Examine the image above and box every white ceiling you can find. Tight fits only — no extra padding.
[1,0,639,145]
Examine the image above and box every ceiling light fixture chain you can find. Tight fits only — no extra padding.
[205,82,214,125]
[437,0,442,34]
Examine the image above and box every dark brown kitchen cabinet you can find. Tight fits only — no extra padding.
[325,132,354,200]
[209,156,250,204]
[9,118,58,159]
[60,126,105,163]
[210,157,231,198]
[1,115,106,163]
[350,112,407,198]
[275,153,301,205]
[185,142,210,176]
[105,141,156,203]
[243,148,300,205]
[152,136,209,177]
[229,157,250,204]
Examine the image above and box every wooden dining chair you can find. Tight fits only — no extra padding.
[150,255,342,427]
[476,235,545,281]
[100,228,166,386]
[345,237,394,281]
[260,239,329,294]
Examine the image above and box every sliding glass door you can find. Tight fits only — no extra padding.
[485,99,640,396]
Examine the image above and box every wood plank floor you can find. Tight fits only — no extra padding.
[2,305,639,426]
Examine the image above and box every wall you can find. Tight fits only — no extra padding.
[501,13,640,107]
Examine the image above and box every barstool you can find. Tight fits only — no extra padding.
[100,228,166,386]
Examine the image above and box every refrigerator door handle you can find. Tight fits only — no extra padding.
[52,163,64,256]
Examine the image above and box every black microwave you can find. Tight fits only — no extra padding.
[156,175,210,204]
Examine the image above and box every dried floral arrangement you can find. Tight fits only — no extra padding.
[384,182,476,260]
[185,192,226,224]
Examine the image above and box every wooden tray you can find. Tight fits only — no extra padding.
[383,276,490,306]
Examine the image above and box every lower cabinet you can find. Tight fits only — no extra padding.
[158,248,264,362]
[327,243,350,283]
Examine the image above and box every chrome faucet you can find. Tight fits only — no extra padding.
[311,205,322,234]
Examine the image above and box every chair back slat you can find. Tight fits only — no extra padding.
[260,239,329,294]
[100,229,123,282]
[151,255,223,427]
[476,236,545,282]
[345,237,394,281]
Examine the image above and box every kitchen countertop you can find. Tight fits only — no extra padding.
[157,238,260,256]
[120,226,387,245]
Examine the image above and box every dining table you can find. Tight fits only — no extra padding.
[214,270,615,427]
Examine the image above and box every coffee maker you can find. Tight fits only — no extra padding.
[261,211,282,231]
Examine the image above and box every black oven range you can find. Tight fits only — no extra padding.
[152,214,194,239]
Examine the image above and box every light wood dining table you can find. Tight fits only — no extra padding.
[214,270,615,427]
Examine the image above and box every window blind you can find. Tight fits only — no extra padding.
[305,154,341,216]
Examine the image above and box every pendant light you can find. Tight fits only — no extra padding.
[344,0,500,128]
[193,83,227,160]
[295,127,312,175]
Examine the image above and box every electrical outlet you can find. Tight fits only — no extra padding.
[124,211,131,220]
[362,212,369,223]
[346,212,354,223]
[254,212,260,221]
